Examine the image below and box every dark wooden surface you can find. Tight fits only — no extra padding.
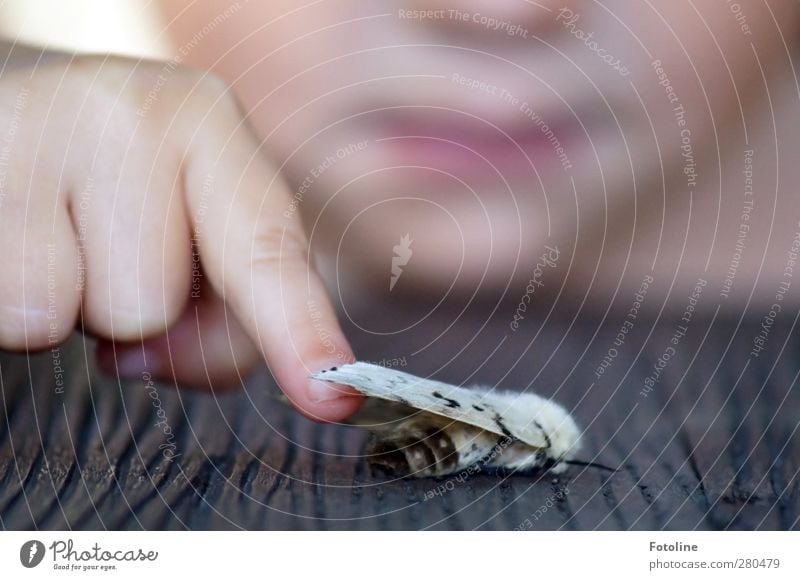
[1,297,798,530]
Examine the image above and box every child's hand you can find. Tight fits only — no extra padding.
[0,50,361,422]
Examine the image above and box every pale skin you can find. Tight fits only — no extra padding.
[0,43,362,422]
[1,2,799,424]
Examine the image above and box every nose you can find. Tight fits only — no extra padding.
[406,0,583,32]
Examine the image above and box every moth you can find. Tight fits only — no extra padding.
[313,362,581,478]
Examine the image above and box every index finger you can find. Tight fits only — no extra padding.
[181,82,363,422]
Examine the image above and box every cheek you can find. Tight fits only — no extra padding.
[625,1,795,93]
[311,181,542,294]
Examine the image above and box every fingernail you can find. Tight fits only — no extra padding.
[307,376,352,404]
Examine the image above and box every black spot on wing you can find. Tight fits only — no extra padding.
[472,404,485,412]
[432,391,461,409]
[492,413,516,440]
[533,420,552,449]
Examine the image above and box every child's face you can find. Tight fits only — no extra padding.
[190,1,796,290]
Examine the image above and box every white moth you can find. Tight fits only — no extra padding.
[313,362,581,478]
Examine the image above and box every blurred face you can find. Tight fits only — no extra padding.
[167,0,798,297]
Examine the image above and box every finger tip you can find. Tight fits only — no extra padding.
[300,391,365,423]
[283,377,363,423]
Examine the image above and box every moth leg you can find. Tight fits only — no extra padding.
[365,432,444,477]
[365,436,412,477]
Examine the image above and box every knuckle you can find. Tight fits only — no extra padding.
[194,71,231,100]
[83,278,186,341]
[250,224,310,272]
[77,56,237,125]
[187,71,241,117]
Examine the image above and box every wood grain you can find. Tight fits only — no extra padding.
[1,301,798,530]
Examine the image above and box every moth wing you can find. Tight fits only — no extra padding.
[312,362,552,449]
[344,396,420,428]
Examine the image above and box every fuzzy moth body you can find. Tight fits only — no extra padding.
[312,362,581,478]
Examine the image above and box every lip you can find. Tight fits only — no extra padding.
[372,115,580,178]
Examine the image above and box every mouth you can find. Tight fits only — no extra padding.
[371,113,580,178]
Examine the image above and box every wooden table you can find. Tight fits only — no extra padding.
[1,298,798,530]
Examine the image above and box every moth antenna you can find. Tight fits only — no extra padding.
[562,459,620,473]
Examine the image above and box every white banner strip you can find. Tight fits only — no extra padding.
[0,531,796,578]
